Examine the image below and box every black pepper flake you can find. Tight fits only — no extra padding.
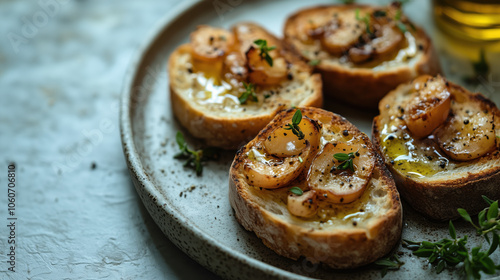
[287,73,293,80]
[343,130,349,136]
[187,68,193,73]
[439,161,446,168]
[464,119,469,125]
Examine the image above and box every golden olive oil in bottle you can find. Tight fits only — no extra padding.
[433,0,500,41]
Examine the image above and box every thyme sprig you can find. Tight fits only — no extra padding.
[332,151,358,172]
[239,82,258,104]
[254,39,276,67]
[375,254,405,277]
[284,109,305,140]
[405,196,500,279]
[355,8,372,35]
[174,131,219,176]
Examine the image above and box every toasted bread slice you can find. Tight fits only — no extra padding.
[284,4,441,108]
[373,76,500,221]
[229,107,402,269]
[169,23,322,149]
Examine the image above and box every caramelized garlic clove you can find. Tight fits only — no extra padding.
[190,26,234,62]
[321,11,365,55]
[435,98,496,161]
[244,146,311,189]
[245,46,287,86]
[287,190,318,218]
[264,116,321,157]
[307,141,375,204]
[404,75,451,138]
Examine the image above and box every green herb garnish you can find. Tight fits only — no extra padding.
[473,49,489,78]
[355,8,372,35]
[333,151,358,172]
[254,39,276,67]
[375,254,405,277]
[239,82,258,104]
[284,109,305,140]
[405,196,500,279]
[373,10,387,17]
[289,187,303,196]
[397,22,407,33]
[174,131,218,176]
[394,9,409,33]
[463,49,490,85]
[309,59,321,66]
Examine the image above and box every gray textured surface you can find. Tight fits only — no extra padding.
[2,0,500,279]
[0,0,218,279]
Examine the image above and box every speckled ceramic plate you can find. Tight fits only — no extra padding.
[120,1,499,279]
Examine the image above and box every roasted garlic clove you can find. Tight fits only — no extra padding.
[244,145,311,189]
[245,46,287,86]
[190,26,234,62]
[307,141,375,204]
[287,190,318,218]
[404,75,451,138]
[435,95,496,161]
[321,10,365,55]
[264,116,321,157]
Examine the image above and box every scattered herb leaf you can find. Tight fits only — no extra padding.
[254,39,276,67]
[174,131,219,176]
[239,82,258,104]
[289,187,303,196]
[397,22,407,33]
[375,254,405,277]
[309,59,321,66]
[284,109,305,140]
[355,8,372,35]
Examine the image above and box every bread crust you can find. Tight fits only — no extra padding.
[284,5,441,109]
[229,107,402,269]
[169,23,323,150]
[372,81,500,221]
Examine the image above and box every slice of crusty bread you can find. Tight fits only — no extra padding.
[373,79,500,221]
[229,107,402,269]
[284,4,441,108]
[169,23,322,150]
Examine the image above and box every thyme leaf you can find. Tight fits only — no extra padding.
[254,39,276,67]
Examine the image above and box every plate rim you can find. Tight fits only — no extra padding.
[119,1,312,279]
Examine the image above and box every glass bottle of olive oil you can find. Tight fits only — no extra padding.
[433,0,500,41]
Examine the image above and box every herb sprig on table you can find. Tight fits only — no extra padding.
[404,196,500,279]
[174,131,219,176]
[375,253,405,277]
